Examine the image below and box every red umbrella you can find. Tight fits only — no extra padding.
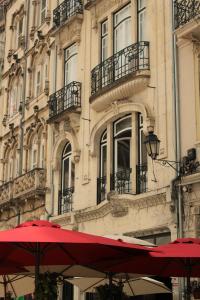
[106,238,200,300]
[0,220,151,299]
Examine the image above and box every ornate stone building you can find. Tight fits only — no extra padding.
[0,0,199,299]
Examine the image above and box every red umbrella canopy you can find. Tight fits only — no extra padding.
[106,238,200,277]
[0,220,150,268]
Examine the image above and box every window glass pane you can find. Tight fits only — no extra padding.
[101,144,107,177]
[71,162,75,187]
[63,158,70,189]
[63,143,72,156]
[64,44,77,85]
[114,4,131,53]
[114,116,132,136]
[101,20,108,61]
[117,139,130,171]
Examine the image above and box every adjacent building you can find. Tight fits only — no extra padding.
[0,0,199,299]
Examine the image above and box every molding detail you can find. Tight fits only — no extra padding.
[74,191,167,223]
[90,72,150,112]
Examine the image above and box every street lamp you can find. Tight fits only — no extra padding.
[144,131,179,171]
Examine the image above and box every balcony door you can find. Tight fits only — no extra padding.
[61,142,74,198]
[113,115,132,193]
[137,0,147,68]
[64,44,77,110]
[64,44,77,86]
[114,4,131,80]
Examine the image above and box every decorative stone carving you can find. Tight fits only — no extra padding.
[13,168,46,199]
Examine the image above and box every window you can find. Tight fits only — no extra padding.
[62,143,75,192]
[137,0,147,41]
[36,69,41,96]
[113,4,131,79]
[101,20,108,62]
[17,18,23,47]
[9,79,22,117]
[40,0,46,25]
[64,44,77,86]
[114,4,131,54]
[97,114,148,203]
[30,136,38,170]
[97,130,107,204]
[39,143,45,168]
[59,142,75,214]
[100,130,107,177]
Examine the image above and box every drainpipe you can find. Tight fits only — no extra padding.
[172,1,184,299]
[19,0,29,175]
[172,0,183,239]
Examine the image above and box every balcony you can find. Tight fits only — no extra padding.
[12,168,46,200]
[136,164,148,194]
[53,0,83,29]
[175,0,200,29]
[110,168,132,195]
[58,187,74,215]
[97,165,147,204]
[0,182,12,206]
[97,176,106,204]
[0,169,46,207]
[48,81,81,121]
[90,41,150,112]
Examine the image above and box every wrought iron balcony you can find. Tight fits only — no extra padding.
[49,81,81,120]
[58,187,74,215]
[110,168,132,194]
[136,164,148,194]
[91,41,150,97]
[97,176,106,204]
[12,168,46,199]
[53,0,83,28]
[174,0,200,29]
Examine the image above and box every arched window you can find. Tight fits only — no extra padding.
[59,142,74,214]
[29,135,38,170]
[9,76,23,117]
[97,130,107,204]
[97,113,147,203]
[100,130,107,178]
[61,142,74,192]
[39,136,45,168]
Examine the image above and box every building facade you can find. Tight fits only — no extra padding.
[0,0,199,299]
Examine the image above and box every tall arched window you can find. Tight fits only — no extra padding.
[97,130,107,204]
[9,76,23,117]
[100,130,107,178]
[29,135,38,170]
[59,142,75,214]
[97,113,147,204]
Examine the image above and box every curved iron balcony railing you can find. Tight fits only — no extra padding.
[58,187,74,215]
[91,41,150,97]
[53,0,83,28]
[49,81,81,120]
[174,0,200,29]
[136,164,148,194]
